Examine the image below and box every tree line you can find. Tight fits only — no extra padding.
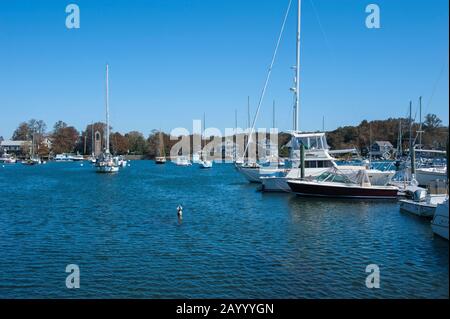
[2,113,447,158]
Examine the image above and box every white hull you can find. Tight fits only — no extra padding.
[96,165,119,173]
[416,168,447,186]
[199,160,213,168]
[261,167,395,192]
[236,166,283,183]
[399,194,447,218]
[0,159,16,164]
[431,199,449,240]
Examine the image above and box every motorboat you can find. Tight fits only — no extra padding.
[199,159,213,169]
[0,152,16,164]
[287,168,399,199]
[431,199,449,240]
[399,188,447,218]
[175,156,192,166]
[155,156,167,164]
[415,167,447,187]
[115,155,127,167]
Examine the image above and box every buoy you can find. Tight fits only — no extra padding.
[177,205,183,218]
[80,163,84,167]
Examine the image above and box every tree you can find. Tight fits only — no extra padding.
[12,122,30,140]
[125,131,147,155]
[145,130,160,158]
[110,132,129,155]
[423,114,442,130]
[51,121,80,154]
[28,119,47,136]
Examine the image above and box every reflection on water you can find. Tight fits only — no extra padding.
[0,161,448,298]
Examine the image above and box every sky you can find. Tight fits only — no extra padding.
[0,0,448,139]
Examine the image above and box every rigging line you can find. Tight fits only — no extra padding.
[243,0,292,158]
[309,0,334,60]
[424,58,448,113]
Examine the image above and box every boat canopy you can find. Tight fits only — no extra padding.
[285,132,329,150]
[315,167,372,186]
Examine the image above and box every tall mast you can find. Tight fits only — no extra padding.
[234,109,237,161]
[105,64,110,154]
[418,96,423,149]
[409,100,413,155]
[272,100,275,129]
[91,122,94,154]
[398,119,402,157]
[294,0,301,131]
[202,112,205,160]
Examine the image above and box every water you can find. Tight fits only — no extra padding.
[0,161,448,298]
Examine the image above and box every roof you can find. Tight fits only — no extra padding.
[373,141,393,147]
[289,131,326,138]
[0,140,28,147]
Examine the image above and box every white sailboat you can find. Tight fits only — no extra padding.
[155,130,167,164]
[95,64,119,173]
[199,113,213,169]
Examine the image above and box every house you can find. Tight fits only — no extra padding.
[370,141,394,158]
[0,140,30,154]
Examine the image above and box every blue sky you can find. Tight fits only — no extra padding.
[0,0,448,138]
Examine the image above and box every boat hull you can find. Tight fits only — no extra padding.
[399,200,437,217]
[431,200,449,240]
[96,165,119,173]
[416,168,447,187]
[287,180,399,199]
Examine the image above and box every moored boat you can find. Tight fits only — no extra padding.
[95,64,119,174]
[0,151,17,164]
[287,169,399,199]
[399,189,447,218]
[431,199,449,240]
[175,156,192,166]
[155,156,167,164]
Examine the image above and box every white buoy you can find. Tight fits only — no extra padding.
[80,163,84,167]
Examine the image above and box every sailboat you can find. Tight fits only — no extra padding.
[95,64,119,173]
[22,133,42,165]
[155,130,167,164]
[199,113,213,169]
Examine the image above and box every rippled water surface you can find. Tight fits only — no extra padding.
[0,161,448,298]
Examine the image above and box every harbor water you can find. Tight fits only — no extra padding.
[0,161,448,298]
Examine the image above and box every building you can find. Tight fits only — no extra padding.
[370,141,394,158]
[0,140,30,154]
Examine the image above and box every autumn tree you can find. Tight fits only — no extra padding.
[51,121,80,154]
[110,132,129,155]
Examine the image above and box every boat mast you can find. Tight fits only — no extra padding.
[91,122,94,154]
[272,100,275,129]
[418,96,423,149]
[397,119,402,158]
[105,64,110,155]
[409,100,415,176]
[294,0,301,131]
[202,112,205,160]
[234,109,237,161]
